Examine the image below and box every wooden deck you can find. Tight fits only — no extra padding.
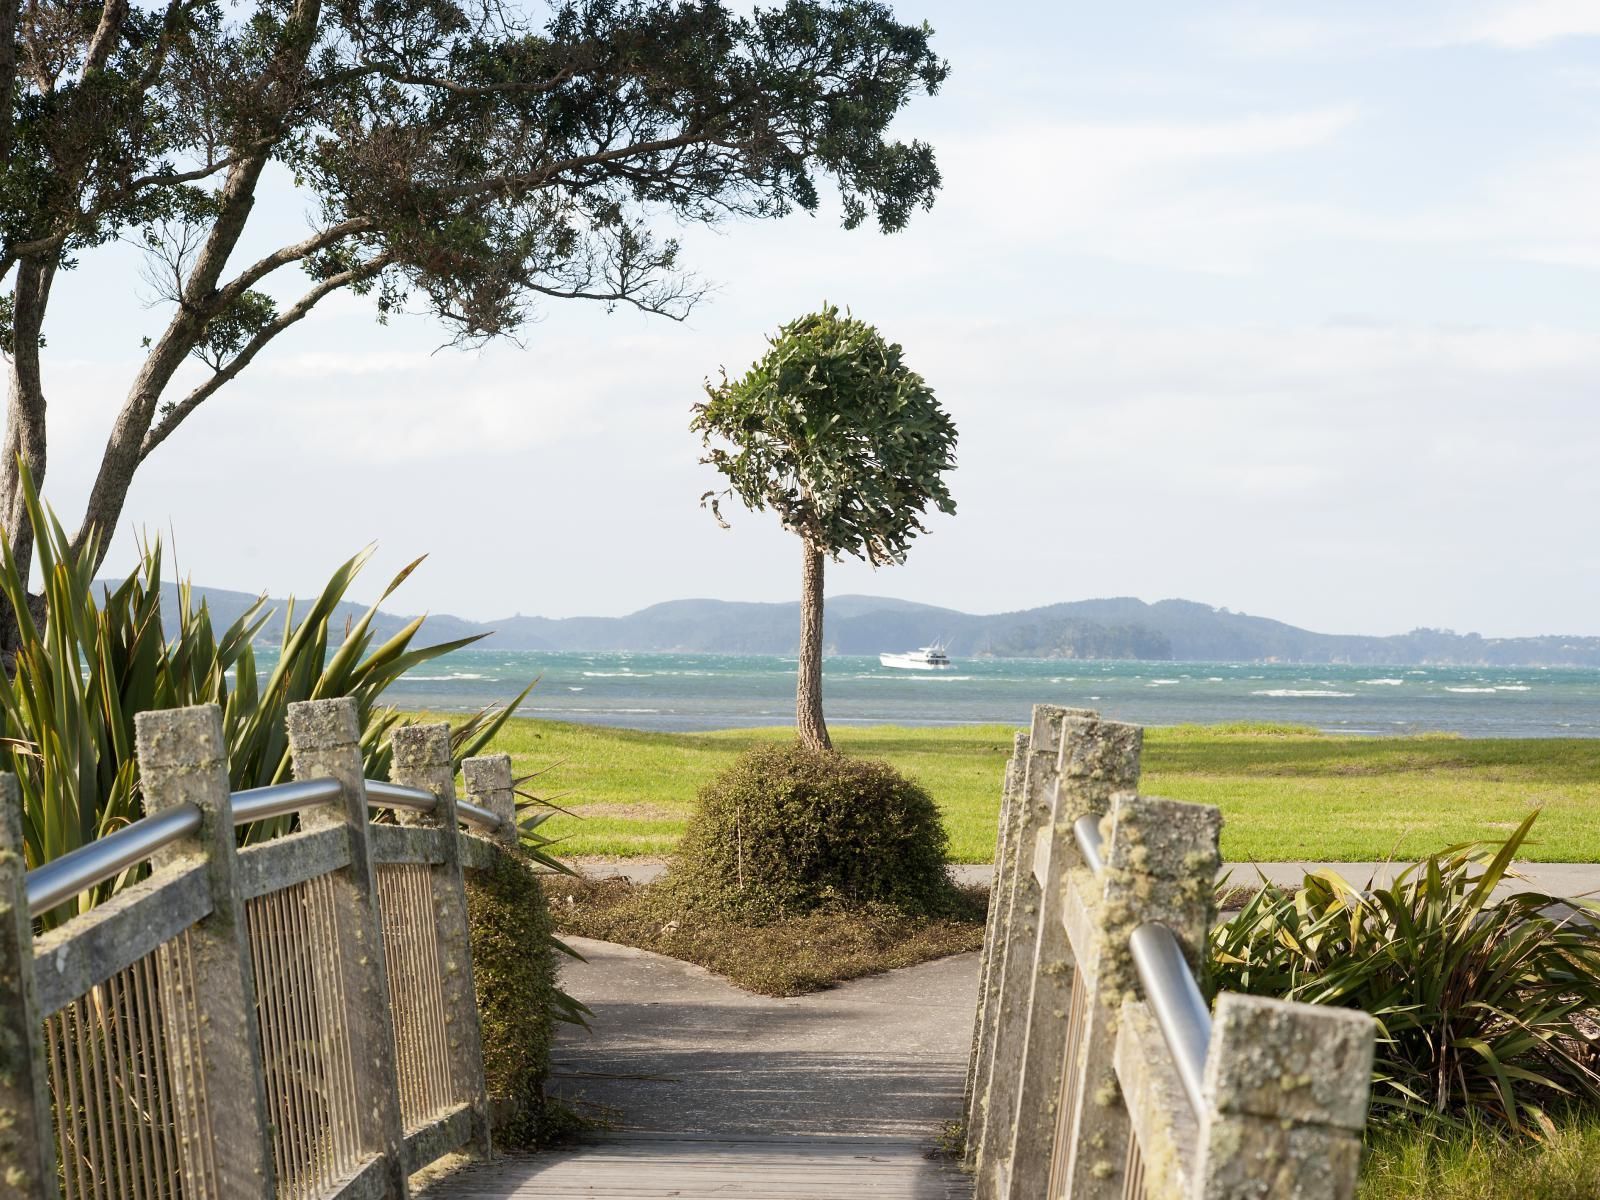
[429,1133,970,1198]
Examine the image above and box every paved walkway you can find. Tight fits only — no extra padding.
[571,858,1600,898]
[424,937,978,1198]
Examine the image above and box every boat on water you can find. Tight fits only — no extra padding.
[879,644,954,670]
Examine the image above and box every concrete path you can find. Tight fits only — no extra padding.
[571,858,1600,898]
[423,937,978,1198]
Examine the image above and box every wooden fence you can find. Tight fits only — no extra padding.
[964,705,1378,1200]
[0,699,525,1200]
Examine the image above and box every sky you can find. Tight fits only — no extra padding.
[19,0,1600,637]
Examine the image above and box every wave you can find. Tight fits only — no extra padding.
[1361,679,1405,686]
[1252,689,1356,698]
[1445,686,1497,694]
[582,671,654,677]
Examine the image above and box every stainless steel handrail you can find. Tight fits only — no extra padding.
[1073,813,1106,876]
[456,798,503,833]
[24,772,507,918]
[232,777,345,824]
[1129,922,1211,1117]
[26,804,203,918]
[364,779,439,814]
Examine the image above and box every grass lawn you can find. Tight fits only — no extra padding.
[462,717,1600,863]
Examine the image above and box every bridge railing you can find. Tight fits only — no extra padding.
[1,698,524,1200]
[964,705,1377,1200]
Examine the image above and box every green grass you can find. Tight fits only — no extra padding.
[1359,1114,1600,1199]
[463,717,1600,863]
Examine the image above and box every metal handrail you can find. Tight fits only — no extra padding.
[364,779,439,814]
[1129,922,1211,1117]
[26,804,203,919]
[1072,808,1211,1118]
[1073,813,1106,875]
[232,778,345,824]
[24,775,505,918]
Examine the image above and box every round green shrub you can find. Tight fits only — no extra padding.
[466,845,557,1148]
[668,742,952,921]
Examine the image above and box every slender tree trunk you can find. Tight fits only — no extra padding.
[796,537,831,751]
[0,256,58,650]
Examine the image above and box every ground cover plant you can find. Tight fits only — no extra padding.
[546,874,987,996]
[1358,1112,1600,1200]
[464,717,1600,862]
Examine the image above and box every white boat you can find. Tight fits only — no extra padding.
[879,644,954,670]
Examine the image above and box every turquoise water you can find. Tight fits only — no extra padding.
[376,650,1600,737]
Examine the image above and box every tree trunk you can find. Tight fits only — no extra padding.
[796,537,832,751]
[0,256,57,651]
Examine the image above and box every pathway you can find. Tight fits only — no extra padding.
[571,858,1600,897]
[424,937,978,1198]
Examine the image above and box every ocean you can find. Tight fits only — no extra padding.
[373,650,1600,738]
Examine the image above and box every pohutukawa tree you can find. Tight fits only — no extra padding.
[0,0,947,642]
[692,304,955,751]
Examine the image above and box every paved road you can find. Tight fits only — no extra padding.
[423,937,978,1198]
[569,857,1600,898]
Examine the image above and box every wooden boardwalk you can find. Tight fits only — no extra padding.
[421,937,976,1200]
[432,1133,968,1197]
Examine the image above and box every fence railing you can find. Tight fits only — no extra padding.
[964,705,1377,1200]
[0,698,526,1200]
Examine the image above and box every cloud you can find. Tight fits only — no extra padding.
[1458,0,1600,48]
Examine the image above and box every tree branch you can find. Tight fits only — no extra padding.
[138,255,391,462]
[212,216,373,310]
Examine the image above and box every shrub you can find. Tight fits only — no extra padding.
[1210,812,1600,1133]
[667,742,952,921]
[467,846,585,1146]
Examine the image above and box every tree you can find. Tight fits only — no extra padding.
[692,304,955,751]
[0,0,948,638]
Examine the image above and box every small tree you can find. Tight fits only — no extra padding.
[692,305,955,751]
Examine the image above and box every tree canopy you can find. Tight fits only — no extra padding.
[692,303,957,563]
[0,0,948,590]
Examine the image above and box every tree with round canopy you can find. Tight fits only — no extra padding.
[692,305,956,751]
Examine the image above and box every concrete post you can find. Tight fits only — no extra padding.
[134,705,275,1200]
[390,724,492,1157]
[974,704,1092,1199]
[1003,715,1141,1198]
[1194,994,1375,1200]
[962,732,1027,1163]
[0,775,61,1200]
[462,754,519,848]
[286,698,410,1197]
[1060,791,1215,1200]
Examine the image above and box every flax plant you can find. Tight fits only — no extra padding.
[0,466,546,923]
[1211,811,1600,1134]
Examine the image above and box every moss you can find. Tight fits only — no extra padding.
[465,846,557,1148]
[665,742,956,922]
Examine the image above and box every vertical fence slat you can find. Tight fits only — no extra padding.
[390,724,492,1157]
[1005,715,1142,1198]
[285,697,409,1197]
[134,704,274,1200]
[0,773,61,1200]
[1195,995,1375,1200]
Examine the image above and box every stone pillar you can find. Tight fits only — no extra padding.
[1194,994,1375,1200]
[286,698,409,1197]
[134,705,275,1200]
[974,704,1091,1199]
[462,753,519,848]
[391,724,493,1156]
[962,732,1026,1164]
[1059,791,1216,1200]
[0,775,61,1200]
[1003,716,1141,1198]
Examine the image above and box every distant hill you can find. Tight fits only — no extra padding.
[144,584,1600,668]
